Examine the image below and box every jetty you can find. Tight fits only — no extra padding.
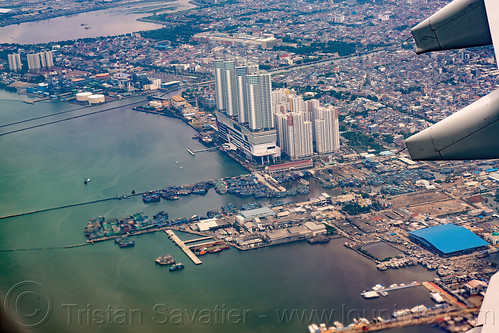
[165,230,202,265]
[24,96,50,104]
[186,146,218,156]
[317,307,478,333]
[183,236,214,244]
[361,281,420,298]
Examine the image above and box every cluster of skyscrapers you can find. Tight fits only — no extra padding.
[214,59,273,131]
[8,51,54,72]
[214,59,339,164]
[274,89,340,160]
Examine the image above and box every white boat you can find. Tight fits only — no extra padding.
[393,309,410,317]
[362,291,380,299]
[307,323,319,333]
[431,292,445,303]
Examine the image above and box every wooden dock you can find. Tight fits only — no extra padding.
[165,230,202,265]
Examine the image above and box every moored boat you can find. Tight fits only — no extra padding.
[155,254,175,265]
[169,263,184,271]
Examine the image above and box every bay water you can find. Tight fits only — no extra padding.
[0,91,445,333]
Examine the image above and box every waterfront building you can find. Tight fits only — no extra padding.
[214,60,226,112]
[214,59,279,164]
[216,110,281,164]
[408,224,489,256]
[7,53,22,71]
[222,60,237,117]
[247,72,273,130]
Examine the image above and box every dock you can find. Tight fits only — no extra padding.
[186,146,218,156]
[24,97,50,104]
[320,307,478,332]
[165,230,202,265]
[361,281,420,298]
[183,236,214,244]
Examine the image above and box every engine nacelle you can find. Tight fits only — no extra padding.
[405,88,499,160]
[411,0,492,54]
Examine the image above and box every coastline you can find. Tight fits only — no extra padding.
[0,0,186,29]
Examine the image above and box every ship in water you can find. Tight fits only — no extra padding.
[169,263,184,271]
[191,241,230,256]
[155,254,175,265]
[142,191,161,203]
[114,236,135,248]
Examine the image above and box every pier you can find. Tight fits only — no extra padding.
[24,96,50,104]
[361,281,420,298]
[165,230,202,265]
[320,308,478,333]
[183,236,214,244]
[186,146,219,156]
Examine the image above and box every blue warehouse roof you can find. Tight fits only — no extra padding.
[409,224,489,254]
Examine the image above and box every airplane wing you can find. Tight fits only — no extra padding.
[468,271,499,333]
[405,0,499,160]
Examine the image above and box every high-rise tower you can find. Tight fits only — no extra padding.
[247,72,273,130]
[313,106,339,154]
[8,53,22,71]
[27,53,41,71]
[214,59,280,164]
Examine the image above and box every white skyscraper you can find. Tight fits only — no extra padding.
[275,112,313,159]
[235,66,248,123]
[215,59,273,130]
[313,106,340,154]
[8,53,22,71]
[223,60,237,117]
[214,59,280,164]
[214,60,226,111]
[40,51,54,68]
[272,88,340,157]
[247,72,273,130]
[27,53,41,71]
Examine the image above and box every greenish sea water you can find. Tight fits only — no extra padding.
[0,91,444,333]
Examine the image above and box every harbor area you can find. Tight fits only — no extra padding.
[77,160,499,333]
[360,281,420,299]
[165,229,202,265]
